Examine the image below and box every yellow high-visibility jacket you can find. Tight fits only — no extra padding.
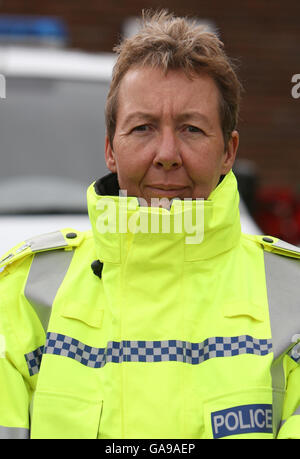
[0,171,300,439]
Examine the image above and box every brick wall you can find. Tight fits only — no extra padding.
[1,0,300,191]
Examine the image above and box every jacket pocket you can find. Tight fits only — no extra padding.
[61,301,104,329]
[30,391,103,439]
[203,388,275,439]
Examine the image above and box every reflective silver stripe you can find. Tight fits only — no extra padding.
[264,251,300,358]
[24,249,74,331]
[292,405,300,416]
[264,251,300,437]
[0,253,14,264]
[0,425,29,439]
[26,230,67,252]
[272,239,300,254]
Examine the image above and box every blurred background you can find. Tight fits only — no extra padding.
[0,0,299,254]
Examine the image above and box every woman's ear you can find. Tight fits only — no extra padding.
[105,135,117,173]
[221,130,239,174]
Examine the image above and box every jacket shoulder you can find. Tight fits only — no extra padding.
[0,228,90,275]
[243,234,300,260]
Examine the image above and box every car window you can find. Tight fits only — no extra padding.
[0,76,110,213]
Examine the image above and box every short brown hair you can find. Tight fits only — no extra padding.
[105,9,242,148]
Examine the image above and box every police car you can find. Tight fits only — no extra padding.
[0,16,261,256]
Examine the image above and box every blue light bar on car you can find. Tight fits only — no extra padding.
[0,15,68,45]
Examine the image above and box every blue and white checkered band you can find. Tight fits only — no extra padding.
[24,332,273,376]
[24,345,44,376]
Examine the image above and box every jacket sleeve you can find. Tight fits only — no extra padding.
[0,258,43,439]
[277,356,300,439]
[0,295,31,438]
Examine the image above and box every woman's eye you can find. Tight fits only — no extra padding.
[186,125,203,133]
[132,125,149,132]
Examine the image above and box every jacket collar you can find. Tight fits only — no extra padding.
[87,170,241,263]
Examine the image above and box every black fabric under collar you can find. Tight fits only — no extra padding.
[94,173,225,197]
[94,173,120,196]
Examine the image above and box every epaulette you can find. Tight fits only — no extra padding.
[245,234,300,259]
[0,228,85,273]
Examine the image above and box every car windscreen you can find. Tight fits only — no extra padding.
[0,76,110,214]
